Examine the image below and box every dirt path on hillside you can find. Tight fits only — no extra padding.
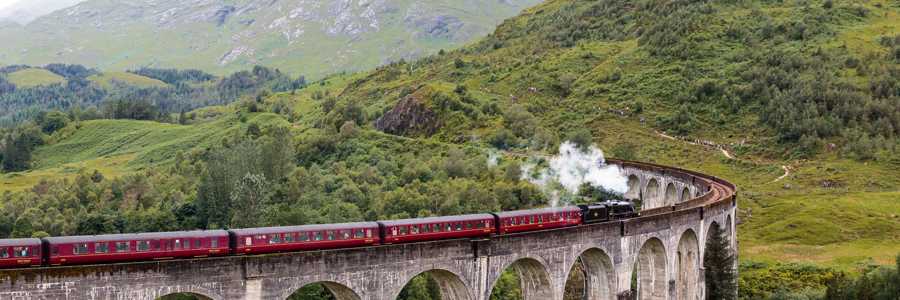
[771,165,791,183]
[655,131,794,183]
[656,131,733,159]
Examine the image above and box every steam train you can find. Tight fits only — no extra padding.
[0,201,635,269]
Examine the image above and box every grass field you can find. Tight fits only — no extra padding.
[87,72,168,89]
[4,68,66,87]
[0,112,290,192]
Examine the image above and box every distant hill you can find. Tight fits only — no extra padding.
[0,0,541,79]
[0,64,304,126]
[0,0,85,25]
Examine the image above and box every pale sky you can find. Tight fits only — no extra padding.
[0,0,19,11]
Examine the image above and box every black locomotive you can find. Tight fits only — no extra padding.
[578,200,638,224]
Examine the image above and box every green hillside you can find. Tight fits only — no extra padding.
[87,72,168,89]
[4,68,66,87]
[0,0,898,298]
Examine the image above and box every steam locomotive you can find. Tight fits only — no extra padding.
[0,201,635,269]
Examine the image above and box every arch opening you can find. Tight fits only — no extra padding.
[676,230,700,300]
[645,179,660,209]
[664,183,677,206]
[287,282,360,300]
[489,258,553,300]
[680,188,691,202]
[635,238,667,300]
[563,248,616,300]
[397,269,470,300]
[626,175,641,200]
[157,293,212,300]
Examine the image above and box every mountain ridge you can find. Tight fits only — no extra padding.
[0,0,542,78]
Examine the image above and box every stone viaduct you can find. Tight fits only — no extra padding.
[0,159,737,300]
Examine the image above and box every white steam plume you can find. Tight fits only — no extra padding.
[522,141,628,206]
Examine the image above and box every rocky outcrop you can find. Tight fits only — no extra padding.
[374,95,439,137]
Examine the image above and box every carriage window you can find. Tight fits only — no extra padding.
[137,241,150,252]
[315,232,323,241]
[13,247,29,257]
[75,243,89,255]
[399,226,408,235]
[194,239,202,248]
[95,242,109,254]
[0,247,7,258]
[327,231,335,241]
[455,223,462,231]
[300,233,309,241]
[211,239,219,248]
[115,242,130,253]
[433,224,441,232]
[366,229,373,238]
[445,224,452,231]
[285,233,294,242]
[466,223,473,229]
[174,240,181,250]
[340,231,349,240]
[477,222,484,229]
[530,216,536,224]
[184,239,191,250]
[421,225,429,233]
[411,226,419,234]
[270,234,282,244]
[355,229,365,238]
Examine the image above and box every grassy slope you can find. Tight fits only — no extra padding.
[86,72,168,89]
[4,68,66,87]
[322,0,900,269]
[0,112,289,192]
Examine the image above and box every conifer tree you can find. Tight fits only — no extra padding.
[704,224,736,300]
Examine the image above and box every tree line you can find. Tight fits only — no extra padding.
[0,64,306,127]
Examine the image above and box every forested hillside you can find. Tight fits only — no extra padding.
[0,64,304,126]
[0,0,898,299]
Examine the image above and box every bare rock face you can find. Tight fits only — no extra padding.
[375,95,439,136]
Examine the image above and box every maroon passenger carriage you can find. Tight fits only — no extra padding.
[495,206,582,234]
[378,214,495,244]
[0,238,42,268]
[43,230,230,266]
[230,222,380,255]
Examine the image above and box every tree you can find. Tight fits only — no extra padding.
[196,140,262,228]
[230,173,269,228]
[567,128,593,151]
[259,126,296,182]
[704,224,736,300]
[36,111,70,134]
[2,130,42,172]
[503,105,538,138]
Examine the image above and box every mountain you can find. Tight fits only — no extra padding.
[0,0,541,79]
[0,0,897,298]
[0,0,86,25]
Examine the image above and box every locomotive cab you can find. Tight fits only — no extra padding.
[604,200,637,219]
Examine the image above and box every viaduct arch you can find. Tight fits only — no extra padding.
[0,159,737,300]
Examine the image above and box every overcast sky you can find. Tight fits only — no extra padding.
[0,0,19,11]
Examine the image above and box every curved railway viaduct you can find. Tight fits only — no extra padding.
[0,159,737,300]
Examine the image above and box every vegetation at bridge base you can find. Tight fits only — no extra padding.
[739,253,900,300]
